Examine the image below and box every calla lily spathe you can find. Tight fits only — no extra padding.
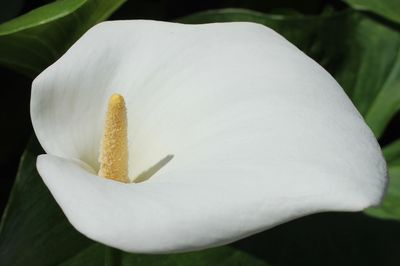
[31,20,387,253]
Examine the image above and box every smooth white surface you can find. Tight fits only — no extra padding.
[32,20,387,253]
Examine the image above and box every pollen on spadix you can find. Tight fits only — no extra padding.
[98,93,129,183]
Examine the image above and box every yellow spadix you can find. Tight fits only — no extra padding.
[98,93,129,183]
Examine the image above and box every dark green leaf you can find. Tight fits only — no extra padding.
[61,244,268,266]
[343,0,400,24]
[179,8,400,139]
[0,0,126,77]
[365,140,400,220]
[383,139,400,165]
[0,138,266,266]
[0,138,93,266]
[365,164,400,221]
[122,246,268,266]
[234,212,400,266]
[0,67,32,215]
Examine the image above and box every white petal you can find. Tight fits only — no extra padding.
[38,153,382,253]
[32,21,387,252]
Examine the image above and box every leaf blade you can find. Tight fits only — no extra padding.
[0,138,93,266]
[343,0,400,24]
[0,0,126,77]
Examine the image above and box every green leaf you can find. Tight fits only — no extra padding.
[364,140,400,220]
[383,139,400,165]
[61,244,269,266]
[365,164,400,221]
[120,247,268,266]
[0,0,126,78]
[235,211,400,265]
[179,8,400,139]
[0,138,93,266]
[0,138,267,266]
[343,0,400,24]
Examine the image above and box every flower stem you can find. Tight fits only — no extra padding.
[104,246,122,266]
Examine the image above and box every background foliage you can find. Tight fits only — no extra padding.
[0,0,399,265]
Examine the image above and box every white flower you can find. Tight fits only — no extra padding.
[30,20,387,253]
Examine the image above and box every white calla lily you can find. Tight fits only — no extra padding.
[31,20,387,253]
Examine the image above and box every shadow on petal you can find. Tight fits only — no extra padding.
[133,154,174,183]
